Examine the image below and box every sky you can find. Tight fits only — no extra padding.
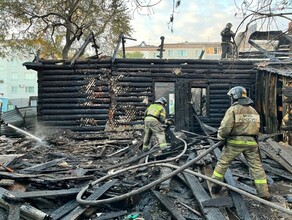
[125,0,290,47]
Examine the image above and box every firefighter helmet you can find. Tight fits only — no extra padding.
[227,86,247,100]
[155,97,167,105]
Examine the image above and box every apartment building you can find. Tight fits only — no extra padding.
[0,58,38,108]
[125,41,222,59]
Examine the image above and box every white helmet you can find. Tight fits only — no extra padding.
[227,86,247,100]
[155,97,167,105]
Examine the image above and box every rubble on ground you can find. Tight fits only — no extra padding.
[0,127,291,220]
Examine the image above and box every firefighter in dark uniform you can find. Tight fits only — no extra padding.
[221,22,235,59]
[143,97,169,151]
[211,86,271,200]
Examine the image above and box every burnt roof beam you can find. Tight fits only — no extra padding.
[248,39,279,62]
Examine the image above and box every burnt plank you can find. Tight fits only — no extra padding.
[266,138,292,167]
[201,197,233,208]
[183,173,226,220]
[19,158,65,174]
[3,188,81,201]
[50,200,79,220]
[62,179,118,220]
[152,190,187,220]
[235,181,257,195]
[37,175,95,184]
[263,163,292,181]
[260,142,292,174]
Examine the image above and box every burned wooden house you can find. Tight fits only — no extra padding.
[23,59,259,134]
[0,29,285,220]
[21,28,292,136]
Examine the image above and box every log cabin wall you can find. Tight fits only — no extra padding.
[24,58,257,133]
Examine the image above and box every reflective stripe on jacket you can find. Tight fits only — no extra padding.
[144,103,166,123]
[217,103,260,145]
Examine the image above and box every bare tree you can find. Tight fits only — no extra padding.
[234,0,292,34]
[130,0,182,32]
[0,0,132,60]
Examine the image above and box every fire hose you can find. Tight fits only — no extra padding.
[76,140,223,205]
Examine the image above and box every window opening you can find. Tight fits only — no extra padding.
[191,87,207,116]
[154,82,175,117]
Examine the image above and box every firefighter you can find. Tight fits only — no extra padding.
[142,97,170,151]
[221,22,235,59]
[211,86,271,200]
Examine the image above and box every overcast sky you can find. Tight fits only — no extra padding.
[126,0,290,46]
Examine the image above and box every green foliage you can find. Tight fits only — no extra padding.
[116,51,144,59]
[0,0,132,60]
[125,51,144,59]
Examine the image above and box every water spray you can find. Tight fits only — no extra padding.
[1,119,44,144]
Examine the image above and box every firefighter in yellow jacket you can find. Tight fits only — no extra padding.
[211,86,270,199]
[143,97,169,151]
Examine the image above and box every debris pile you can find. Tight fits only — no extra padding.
[0,128,291,220]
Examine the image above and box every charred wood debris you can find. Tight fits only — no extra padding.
[0,119,292,220]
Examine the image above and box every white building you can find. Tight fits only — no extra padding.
[0,58,38,108]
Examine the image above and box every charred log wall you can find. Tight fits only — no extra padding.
[24,59,257,132]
